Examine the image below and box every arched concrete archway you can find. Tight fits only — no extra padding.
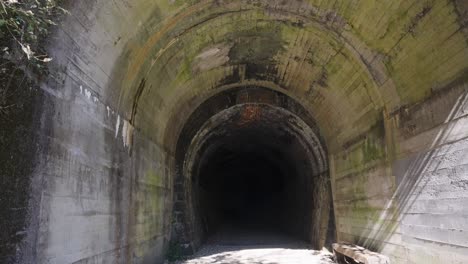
[172,86,332,253]
[1,0,467,263]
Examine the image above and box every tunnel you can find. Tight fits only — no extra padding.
[1,0,468,264]
[172,87,333,250]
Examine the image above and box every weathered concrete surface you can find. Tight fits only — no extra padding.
[0,0,467,263]
[0,64,51,264]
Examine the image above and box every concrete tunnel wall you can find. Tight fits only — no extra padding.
[1,0,468,263]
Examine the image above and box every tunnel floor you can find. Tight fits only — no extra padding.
[171,220,335,263]
[206,223,306,246]
[172,242,335,264]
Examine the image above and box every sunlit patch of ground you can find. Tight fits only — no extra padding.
[170,224,336,264]
[172,245,335,264]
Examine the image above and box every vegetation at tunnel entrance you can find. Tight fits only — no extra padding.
[0,0,67,65]
[1,0,68,121]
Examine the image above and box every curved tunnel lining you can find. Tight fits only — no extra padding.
[187,104,325,243]
[172,86,335,253]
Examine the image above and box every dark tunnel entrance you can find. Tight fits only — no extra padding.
[195,115,313,244]
[198,145,287,235]
[172,87,335,253]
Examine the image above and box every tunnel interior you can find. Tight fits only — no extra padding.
[197,137,290,235]
[195,106,314,240]
[173,87,335,251]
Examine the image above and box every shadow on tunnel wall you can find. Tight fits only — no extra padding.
[352,82,468,255]
[0,61,52,263]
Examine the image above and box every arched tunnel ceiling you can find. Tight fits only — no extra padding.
[185,103,327,180]
[175,86,327,175]
[94,0,468,153]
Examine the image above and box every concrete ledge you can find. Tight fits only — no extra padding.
[332,243,391,264]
